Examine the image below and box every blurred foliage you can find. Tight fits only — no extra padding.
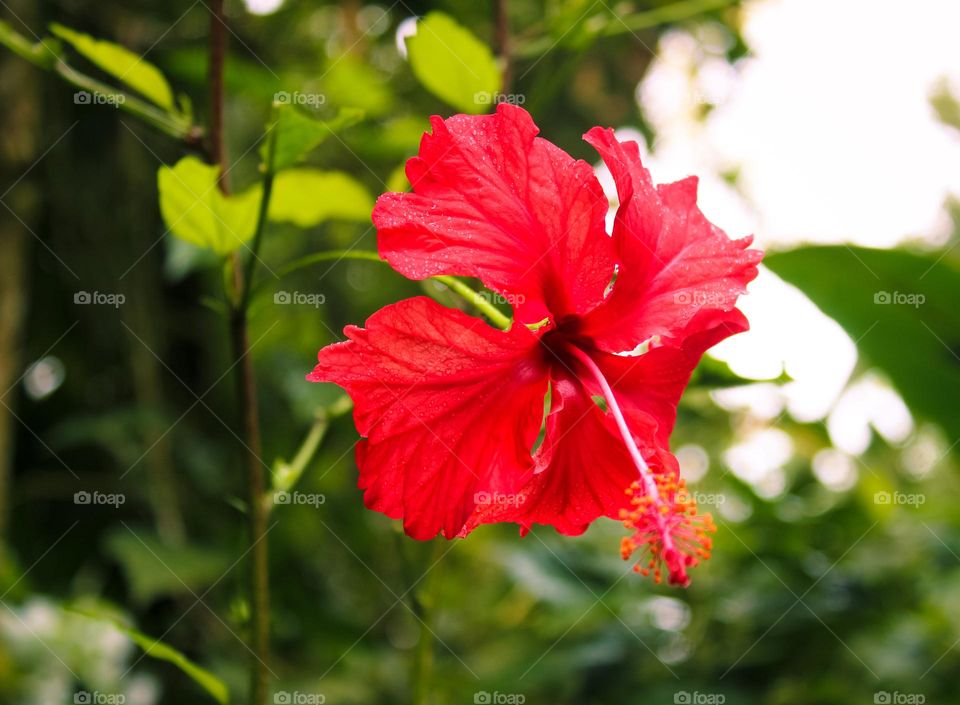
[0,1,958,705]
[767,246,960,442]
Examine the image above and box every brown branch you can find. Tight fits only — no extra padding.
[207,2,270,704]
[494,0,512,93]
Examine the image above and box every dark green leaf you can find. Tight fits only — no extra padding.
[266,105,363,172]
[766,245,960,443]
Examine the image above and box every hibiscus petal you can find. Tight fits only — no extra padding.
[464,374,679,536]
[581,127,762,353]
[374,104,615,323]
[597,308,750,445]
[308,296,548,539]
[463,311,746,536]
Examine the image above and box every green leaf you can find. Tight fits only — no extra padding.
[766,246,960,443]
[266,105,364,172]
[405,12,501,114]
[321,57,393,117]
[50,23,175,111]
[158,156,261,255]
[104,526,232,604]
[268,169,373,227]
[690,355,790,389]
[386,163,410,193]
[71,609,228,704]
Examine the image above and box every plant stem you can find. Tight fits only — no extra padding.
[411,539,445,705]
[56,60,196,141]
[275,249,385,279]
[206,2,270,703]
[239,123,278,314]
[269,251,513,330]
[432,276,511,330]
[208,0,229,191]
[0,23,198,144]
[493,0,512,93]
[270,395,352,498]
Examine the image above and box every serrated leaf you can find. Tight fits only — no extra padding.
[158,156,261,255]
[50,22,175,111]
[266,105,364,172]
[72,609,228,704]
[405,12,501,114]
[766,246,960,444]
[269,169,373,226]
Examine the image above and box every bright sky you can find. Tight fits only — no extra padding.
[627,0,960,485]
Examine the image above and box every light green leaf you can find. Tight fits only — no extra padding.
[158,156,261,255]
[321,57,393,117]
[71,609,228,704]
[266,105,364,172]
[405,12,501,114]
[50,22,175,111]
[766,246,960,444]
[269,169,373,227]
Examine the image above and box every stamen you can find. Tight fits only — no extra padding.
[565,345,715,586]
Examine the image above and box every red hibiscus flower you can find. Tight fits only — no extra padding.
[309,104,761,586]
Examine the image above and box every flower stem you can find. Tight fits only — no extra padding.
[431,276,512,331]
[269,250,513,331]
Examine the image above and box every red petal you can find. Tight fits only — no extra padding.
[374,105,615,323]
[308,297,548,540]
[581,127,762,352]
[463,312,745,536]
